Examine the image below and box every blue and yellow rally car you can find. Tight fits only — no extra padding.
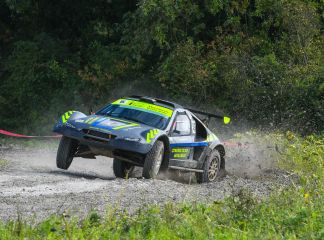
[53,96,230,183]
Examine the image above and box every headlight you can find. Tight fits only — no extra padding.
[123,137,141,142]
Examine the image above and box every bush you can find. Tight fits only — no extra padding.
[0,0,323,133]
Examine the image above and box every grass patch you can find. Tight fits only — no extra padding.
[0,188,322,239]
[0,138,60,150]
[0,133,323,239]
[279,132,324,182]
[0,159,9,170]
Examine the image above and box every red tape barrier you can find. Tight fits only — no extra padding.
[0,129,247,147]
[0,129,61,138]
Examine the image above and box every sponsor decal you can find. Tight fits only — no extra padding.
[61,111,75,123]
[146,129,159,143]
[171,147,191,159]
[172,148,190,153]
[173,153,187,158]
[84,117,139,130]
[113,99,173,117]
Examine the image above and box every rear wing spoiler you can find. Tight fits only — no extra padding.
[186,108,231,125]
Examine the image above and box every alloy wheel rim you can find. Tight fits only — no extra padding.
[208,157,219,181]
[153,147,164,175]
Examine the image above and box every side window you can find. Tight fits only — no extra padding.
[172,113,191,136]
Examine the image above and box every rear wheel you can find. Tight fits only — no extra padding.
[196,150,221,183]
[56,136,78,170]
[142,140,164,179]
[113,158,134,178]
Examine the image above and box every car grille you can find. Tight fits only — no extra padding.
[82,129,116,140]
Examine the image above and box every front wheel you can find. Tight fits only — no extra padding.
[113,158,134,178]
[142,140,164,179]
[56,136,78,170]
[196,150,221,183]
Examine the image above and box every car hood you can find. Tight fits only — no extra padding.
[69,114,161,138]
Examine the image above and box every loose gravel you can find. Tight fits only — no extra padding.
[0,142,296,221]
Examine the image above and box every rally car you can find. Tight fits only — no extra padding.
[53,96,230,183]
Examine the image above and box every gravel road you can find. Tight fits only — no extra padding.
[0,140,295,221]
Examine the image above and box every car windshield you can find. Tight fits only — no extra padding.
[97,104,171,129]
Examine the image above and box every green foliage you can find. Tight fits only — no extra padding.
[0,0,323,133]
[157,39,213,99]
[0,183,322,239]
[1,33,83,132]
[280,132,324,192]
[0,138,59,149]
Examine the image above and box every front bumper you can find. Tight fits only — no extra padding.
[55,126,152,156]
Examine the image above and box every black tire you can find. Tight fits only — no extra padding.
[142,140,164,179]
[56,136,78,170]
[196,150,221,183]
[113,158,134,178]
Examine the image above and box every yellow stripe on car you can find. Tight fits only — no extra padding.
[84,117,99,124]
[61,110,74,123]
[84,117,93,124]
[112,99,173,117]
[88,117,99,124]
[146,129,159,143]
[113,123,139,130]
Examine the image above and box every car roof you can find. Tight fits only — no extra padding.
[122,96,212,128]
[127,95,184,110]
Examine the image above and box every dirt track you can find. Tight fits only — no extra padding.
[0,140,295,221]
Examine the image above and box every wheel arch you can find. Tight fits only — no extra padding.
[54,111,87,133]
[207,143,226,170]
[156,135,170,170]
[215,144,225,169]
